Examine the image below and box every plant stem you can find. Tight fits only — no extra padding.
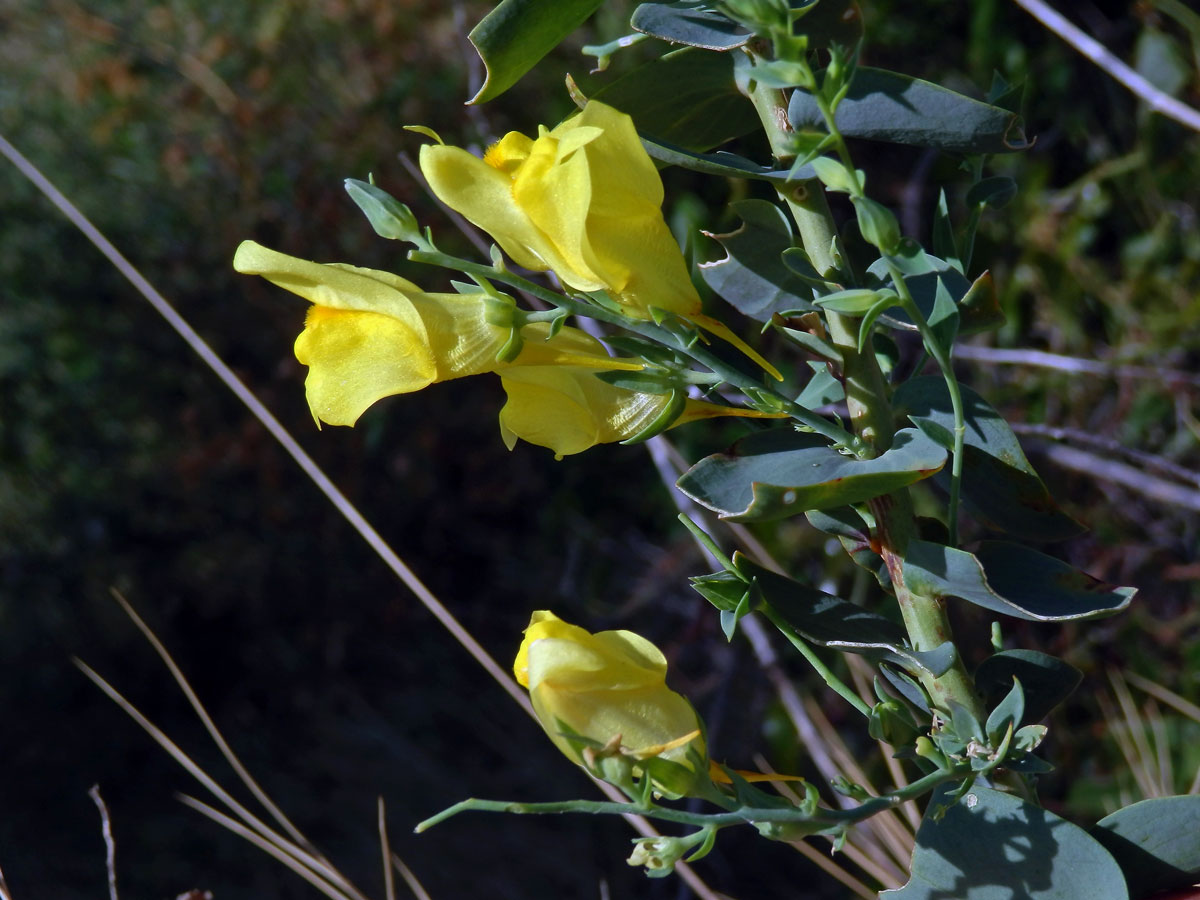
[416,765,964,833]
[887,260,967,546]
[748,59,987,724]
[408,250,858,448]
[760,607,872,717]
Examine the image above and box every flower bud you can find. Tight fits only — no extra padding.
[514,611,707,796]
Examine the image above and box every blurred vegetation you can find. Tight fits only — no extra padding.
[0,1,1197,897]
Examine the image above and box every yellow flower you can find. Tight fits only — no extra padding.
[232,240,641,427]
[498,353,779,460]
[234,240,781,456]
[514,610,707,794]
[419,101,781,380]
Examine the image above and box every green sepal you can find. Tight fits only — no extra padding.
[690,570,751,612]
[593,370,676,395]
[853,196,901,253]
[344,179,420,242]
[619,387,688,445]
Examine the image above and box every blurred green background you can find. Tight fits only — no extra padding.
[1,1,1198,897]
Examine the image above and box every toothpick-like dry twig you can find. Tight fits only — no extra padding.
[87,785,119,900]
[389,854,435,900]
[378,799,395,900]
[1010,0,1200,134]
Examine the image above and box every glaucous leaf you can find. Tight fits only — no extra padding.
[630,1,752,50]
[1093,796,1200,898]
[789,67,1030,154]
[699,200,816,320]
[886,786,1128,900]
[591,48,758,151]
[677,427,946,521]
[975,650,1083,724]
[892,376,1085,540]
[903,540,1135,621]
[736,555,956,678]
[468,0,603,103]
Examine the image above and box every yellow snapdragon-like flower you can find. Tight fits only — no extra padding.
[514,610,706,793]
[419,101,780,380]
[233,241,773,457]
[233,240,637,425]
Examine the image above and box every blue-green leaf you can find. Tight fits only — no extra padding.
[468,0,603,104]
[903,540,1136,622]
[789,67,1030,154]
[643,137,810,181]
[892,376,1085,540]
[984,678,1025,744]
[868,250,973,334]
[735,555,956,677]
[630,1,752,50]
[677,427,946,521]
[796,362,844,408]
[1093,796,1200,898]
[886,786,1128,900]
[975,650,1082,724]
[592,48,758,152]
[699,200,816,321]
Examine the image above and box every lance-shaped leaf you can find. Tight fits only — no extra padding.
[735,555,956,678]
[903,540,1135,621]
[591,48,758,152]
[1092,796,1200,898]
[975,650,1082,724]
[868,247,1004,336]
[642,137,810,182]
[789,67,1030,154]
[893,376,1085,540]
[806,506,890,587]
[699,200,816,321]
[677,427,946,521]
[468,0,603,103]
[885,786,1128,900]
[630,1,752,50]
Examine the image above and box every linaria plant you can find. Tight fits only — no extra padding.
[233,1,1200,896]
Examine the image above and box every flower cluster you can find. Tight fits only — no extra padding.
[235,101,774,457]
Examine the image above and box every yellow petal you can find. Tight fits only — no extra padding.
[514,610,705,772]
[234,241,425,320]
[498,366,676,458]
[294,305,437,426]
[688,313,785,382]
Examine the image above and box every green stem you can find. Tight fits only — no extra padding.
[760,606,872,717]
[415,765,964,833]
[887,260,966,546]
[408,250,858,448]
[748,54,987,725]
